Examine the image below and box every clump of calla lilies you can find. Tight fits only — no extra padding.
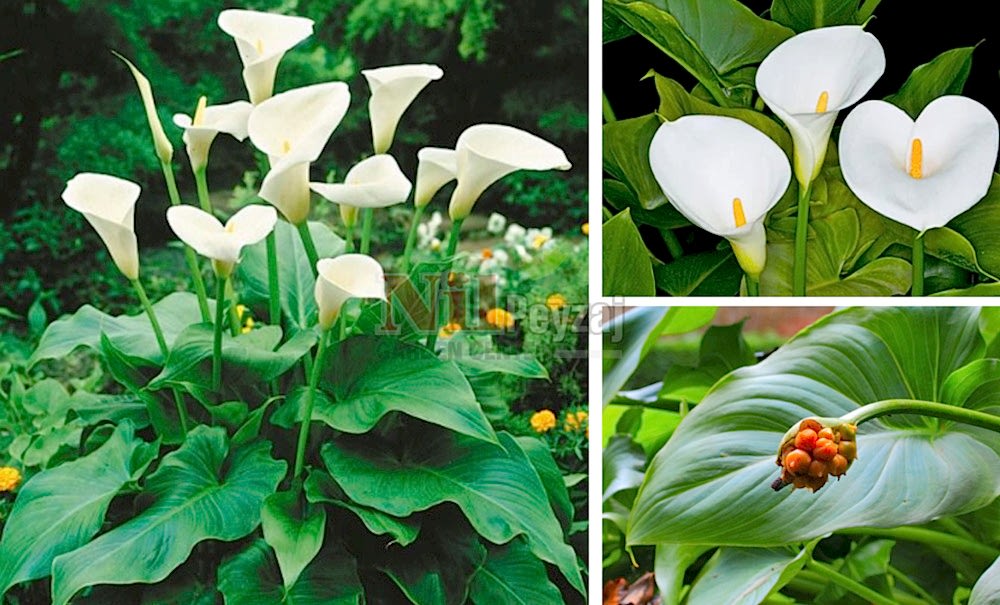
[61,7,571,471]
[648,24,1000,296]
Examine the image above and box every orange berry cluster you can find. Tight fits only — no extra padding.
[773,418,857,492]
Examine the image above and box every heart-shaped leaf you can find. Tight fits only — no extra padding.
[468,538,563,605]
[261,489,327,590]
[604,210,655,296]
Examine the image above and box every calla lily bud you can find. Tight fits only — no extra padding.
[166,205,277,278]
[362,64,443,154]
[217,9,314,104]
[414,147,457,208]
[310,154,413,209]
[756,25,885,186]
[314,255,387,330]
[772,417,858,492]
[114,52,174,164]
[839,96,999,232]
[173,98,253,172]
[340,204,359,229]
[648,115,791,279]
[448,124,571,221]
[62,173,141,280]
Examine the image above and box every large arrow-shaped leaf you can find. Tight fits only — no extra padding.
[628,307,1000,546]
[468,538,563,605]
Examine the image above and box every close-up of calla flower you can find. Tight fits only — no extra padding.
[166,205,277,277]
[310,154,413,209]
[114,52,174,164]
[172,97,253,172]
[217,9,314,104]
[363,64,444,154]
[756,25,885,187]
[414,147,457,208]
[314,254,387,330]
[62,173,141,281]
[249,82,351,224]
[648,115,791,282]
[839,96,1000,232]
[448,124,571,220]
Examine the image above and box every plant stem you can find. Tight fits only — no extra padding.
[265,231,280,327]
[792,181,812,296]
[912,231,925,296]
[838,526,1000,560]
[660,229,683,260]
[887,564,939,604]
[213,276,227,393]
[858,0,882,21]
[160,160,210,322]
[841,398,1000,433]
[425,219,463,351]
[296,221,320,277]
[226,281,240,336]
[360,208,374,254]
[294,328,330,479]
[746,275,760,297]
[344,220,356,252]
[132,278,188,435]
[805,561,895,605]
[193,167,213,214]
[602,90,617,123]
[402,205,426,272]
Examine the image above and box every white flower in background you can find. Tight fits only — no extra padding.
[756,25,885,186]
[449,124,571,220]
[504,223,527,245]
[839,96,999,232]
[486,212,507,234]
[248,82,351,224]
[310,154,413,209]
[648,114,792,277]
[166,205,277,277]
[217,9,314,104]
[525,226,554,250]
[417,210,445,247]
[429,237,442,251]
[173,97,253,172]
[114,53,173,164]
[514,244,533,262]
[428,210,443,232]
[62,173,141,280]
[315,255,387,329]
[480,248,509,274]
[414,147,456,208]
[363,64,444,154]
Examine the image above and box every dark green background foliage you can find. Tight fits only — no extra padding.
[0,0,586,314]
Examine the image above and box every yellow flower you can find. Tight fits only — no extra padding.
[486,308,515,330]
[438,322,462,338]
[241,317,255,334]
[530,410,556,433]
[545,293,567,311]
[236,304,248,318]
[581,222,589,235]
[0,467,22,492]
[564,410,588,432]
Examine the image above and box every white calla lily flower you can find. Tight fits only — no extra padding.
[448,124,571,220]
[310,154,413,209]
[166,205,277,277]
[649,115,792,277]
[314,255,387,329]
[414,147,457,208]
[217,9,314,104]
[839,96,999,232]
[115,53,173,164]
[756,25,885,186]
[362,64,443,153]
[62,173,141,280]
[173,97,253,172]
[249,82,351,224]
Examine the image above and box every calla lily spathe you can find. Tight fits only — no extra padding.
[315,255,387,330]
[414,147,457,208]
[173,98,253,172]
[839,96,1000,232]
[249,82,351,224]
[310,154,413,209]
[115,53,173,164]
[363,64,443,154]
[649,115,791,277]
[756,25,885,186]
[448,124,571,220]
[217,9,314,104]
[62,173,141,280]
[166,205,277,277]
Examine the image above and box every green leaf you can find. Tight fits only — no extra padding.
[468,538,563,605]
[627,307,999,547]
[30,293,207,367]
[654,249,743,297]
[218,539,362,605]
[320,429,584,595]
[604,179,690,230]
[660,320,756,402]
[885,47,976,119]
[603,114,669,210]
[687,545,814,605]
[304,469,420,547]
[261,489,327,590]
[50,426,286,604]
[602,307,667,403]
[603,210,655,296]
[514,436,574,531]
[655,544,712,605]
[0,422,156,597]
[941,359,1000,408]
[69,392,149,429]
[604,405,682,456]
[950,174,1000,279]
[770,0,861,32]
[817,539,894,602]
[970,555,1000,605]
[603,434,646,504]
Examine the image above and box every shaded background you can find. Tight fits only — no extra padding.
[0,0,586,315]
